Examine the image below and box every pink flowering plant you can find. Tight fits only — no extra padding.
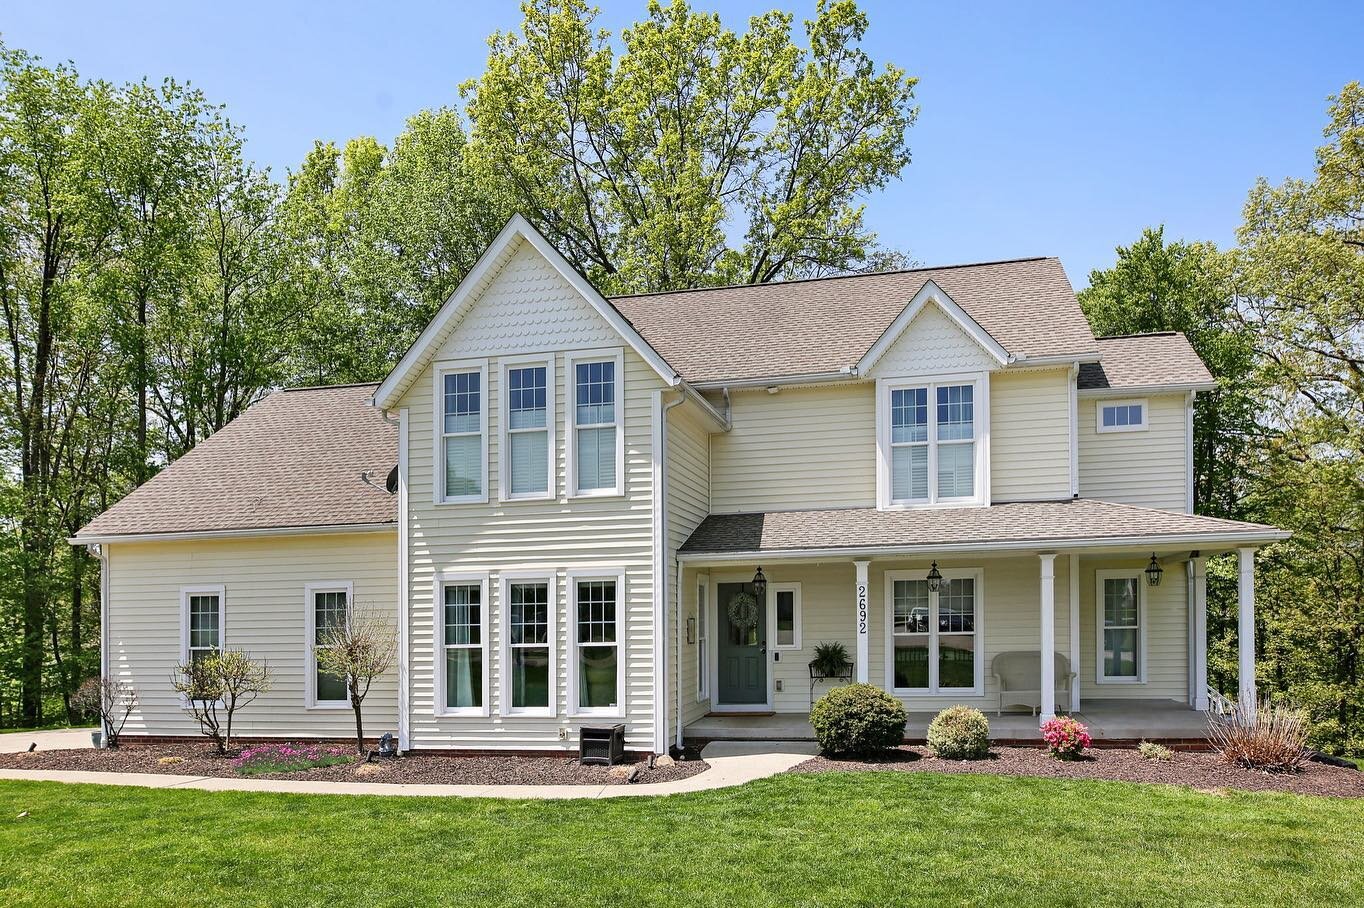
[1040,716,1092,760]
[231,742,354,776]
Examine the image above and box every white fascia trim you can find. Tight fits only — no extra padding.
[70,522,397,545]
[678,531,1292,564]
[373,214,683,410]
[1079,382,1217,398]
[856,280,1010,374]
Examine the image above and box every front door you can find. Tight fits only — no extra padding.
[717,581,767,706]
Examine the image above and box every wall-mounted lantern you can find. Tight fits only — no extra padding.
[752,566,767,599]
[926,561,943,593]
[1145,553,1164,587]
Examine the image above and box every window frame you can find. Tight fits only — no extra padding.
[1095,398,1148,434]
[876,372,990,509]
[566,568,627,718]
[433,358,490,505]
[1095,569,1147,684]
[565,348,626,499]
[883,567,985,695]
[498,355,557,502]
[771,582,802,651]
[696,573,709,702]
[499,571,557,718]
[304,581,353,709]
[180,584,226,666]
[433,571,491,717]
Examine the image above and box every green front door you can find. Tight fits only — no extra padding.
[717,582,767,705]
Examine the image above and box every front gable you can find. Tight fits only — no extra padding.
[865,299,1005,379]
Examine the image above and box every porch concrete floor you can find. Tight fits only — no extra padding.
[686,700,1210,744]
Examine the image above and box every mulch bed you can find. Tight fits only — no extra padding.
[788,745,1364,798]
[0,741,708,787]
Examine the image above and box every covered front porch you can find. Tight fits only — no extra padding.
[687,699,1213,746]
[671,500,1288,751]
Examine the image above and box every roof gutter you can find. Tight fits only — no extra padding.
[1079,381,1218,398]
[691,367,859,392]
[70,521,398,546]
[677,529,1291,564]
[1008,350,1103,367]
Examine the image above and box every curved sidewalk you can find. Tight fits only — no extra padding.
[0,740,818,800]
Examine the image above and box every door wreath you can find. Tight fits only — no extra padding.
[726,591,759,631]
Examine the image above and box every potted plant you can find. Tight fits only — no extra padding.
[810,641,851,679]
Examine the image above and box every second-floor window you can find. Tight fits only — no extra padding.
[880,376,986,507]
[569,352,623,496]
[502,360,553,499]
[440,363,487,502]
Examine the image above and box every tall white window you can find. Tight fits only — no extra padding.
[696,576,709,700]
[437,574,488,715]
[886,570,982,693]
[879,376,986,507]
[1097,572,1144,682]
[438,362,487,503]
[501,359,554,499]
[1097,399,1147,433]
[182,586,224,664]
[569,571,624,715]
[305,583,351,707]
[502,576,554,716]
[569,351,623,496]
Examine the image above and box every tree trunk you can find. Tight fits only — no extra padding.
[20,553,44,725]
[352,689,365,755]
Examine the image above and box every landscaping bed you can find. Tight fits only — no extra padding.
[788,744,1364,797]
[0,741,707,786]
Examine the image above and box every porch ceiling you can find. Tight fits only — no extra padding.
[678,499,1286,561]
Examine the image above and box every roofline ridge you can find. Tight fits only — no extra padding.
[609,256,1056,301]
[282,381,383,393]
[1095,331,1183,340]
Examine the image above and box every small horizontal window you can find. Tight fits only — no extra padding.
[1097,400,1147,433]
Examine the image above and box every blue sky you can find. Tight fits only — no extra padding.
[5,1,1359,286]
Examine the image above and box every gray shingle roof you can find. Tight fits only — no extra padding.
[1078,333,1215,391]
[76,384,398,539]
[679,500,1283,555]
[611,257,1097,384]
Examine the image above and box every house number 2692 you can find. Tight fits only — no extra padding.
[857,583,868,634]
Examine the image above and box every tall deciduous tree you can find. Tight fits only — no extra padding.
[460,0,917,293]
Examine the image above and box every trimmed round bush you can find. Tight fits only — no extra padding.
[809,683,907,755]
[926,705,991,760]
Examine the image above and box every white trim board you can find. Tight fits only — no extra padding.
[857,280,1010,374]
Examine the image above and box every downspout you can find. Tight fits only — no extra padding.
[90,543,108,684]
[383,407,410,751]
[658,390,687,755]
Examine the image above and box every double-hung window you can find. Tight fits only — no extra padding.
[306,583,351,707]
[500,359,554,499]
[1097,571,1144,682]
[880,376,986,507]
[438,362,487,503]
[569,351,623,496]
[182,586,225,664]
[569,571,625,715]
[437,574,488,715]
[502,576,554,715]
[886,570,982,693]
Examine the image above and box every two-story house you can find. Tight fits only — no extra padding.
[74,215,1287,754]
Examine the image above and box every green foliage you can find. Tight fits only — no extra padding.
[810,641,850,677]
[809,682,906,755]
[460,0,917,293]
[926,705,991,760]
[1137,740,1174,762]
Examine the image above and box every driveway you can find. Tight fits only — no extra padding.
[0,728,96,753]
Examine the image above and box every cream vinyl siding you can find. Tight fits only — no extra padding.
[990,368,1072,502]
[104,532,398,739]
[1079,393,1189,510]
[666,404,713,733]
[710,384,876,513]
[399,243,667,752]
[1078,557,1188,701]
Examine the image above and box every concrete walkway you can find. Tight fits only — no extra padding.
[0,740,819,800]
[0,728,96,754]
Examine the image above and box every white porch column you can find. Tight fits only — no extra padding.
[1068,554,1080,712]
[1039,553,1057,722]
[854,560,870,683]
[1190,556,1208,711]
[1237,547,1257,717]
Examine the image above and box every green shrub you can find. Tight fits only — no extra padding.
[926,706,991,760]
[1137,740,1174,762]
[809,683,906,755]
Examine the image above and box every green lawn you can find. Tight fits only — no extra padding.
[2,772,1361,907]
